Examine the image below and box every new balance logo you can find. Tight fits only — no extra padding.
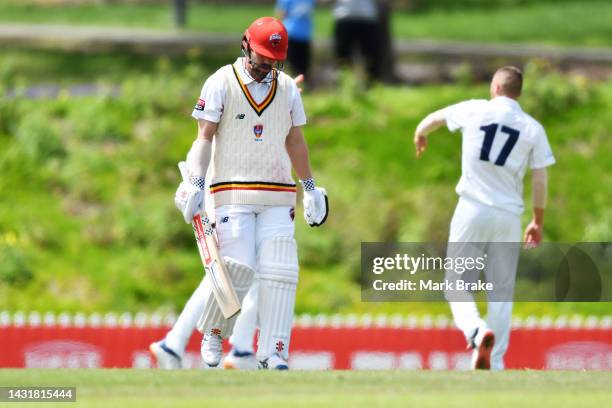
[235,114,245,119]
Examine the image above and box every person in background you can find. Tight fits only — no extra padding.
[332,0,381,83]
[276,0,315,82]
[413,66,555,370]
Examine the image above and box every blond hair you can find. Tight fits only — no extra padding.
[493,66,523,98]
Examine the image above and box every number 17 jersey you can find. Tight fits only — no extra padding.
[443,96,555,215]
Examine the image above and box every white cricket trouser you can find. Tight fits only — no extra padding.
[216,205,296,358]
[164,205,294,356]
[447,197,521,371]
[164,276,210,355]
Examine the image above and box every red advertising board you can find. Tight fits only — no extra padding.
[1,317,610,370]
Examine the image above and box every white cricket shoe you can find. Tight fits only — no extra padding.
[259,353,289,370]
[223,349,258,370]
[149,341,181,370]
[201,330,223,367]
[469,328,495,370]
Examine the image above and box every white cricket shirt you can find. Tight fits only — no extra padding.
[192,58,306,126]
[443,96,555,215]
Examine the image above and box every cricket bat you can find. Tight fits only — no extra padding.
[179,162,241,319]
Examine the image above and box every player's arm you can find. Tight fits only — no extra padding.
[187,70,225,178]
[286,126,329,227]
[524,122,555,248]
[523,167,548,248]
[186,120,216,177]
[413,109,447,158]
[286,75,311,180]
[175,71,226,223]
[286,125,312,180]
[176,120,216,224]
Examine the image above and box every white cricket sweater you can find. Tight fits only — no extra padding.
[210,65,296,207]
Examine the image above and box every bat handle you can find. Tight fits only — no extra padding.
[195,211,214,236]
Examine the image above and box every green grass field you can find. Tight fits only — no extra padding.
[0,1,610,46]
[0,369,610,407]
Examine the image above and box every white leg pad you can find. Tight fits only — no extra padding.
[257,236,299,361]
[197,257,254,337]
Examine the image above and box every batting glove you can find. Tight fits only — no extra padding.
[301,178,329,227]
[175,161,206,224]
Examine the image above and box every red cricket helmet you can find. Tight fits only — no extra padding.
[244,17,288,61]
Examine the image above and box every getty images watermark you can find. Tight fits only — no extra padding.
[371,252,491,291]
[361,243,611,302]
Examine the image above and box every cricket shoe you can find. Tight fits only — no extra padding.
[223,348,258,370]
[201,329,223,367]
[259,353,289,370]
[469,328,495,370]
[149,340,182,370]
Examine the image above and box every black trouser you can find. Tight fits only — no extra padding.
[287,38,312,79]
[334,18,381,81]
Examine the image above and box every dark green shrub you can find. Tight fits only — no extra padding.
[0,243,34,287]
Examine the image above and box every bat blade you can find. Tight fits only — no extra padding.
[192,212,241,319]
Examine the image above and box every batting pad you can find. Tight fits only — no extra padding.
[196,257,254,337]
[257,236,299,361]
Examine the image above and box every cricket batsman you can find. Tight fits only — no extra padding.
[150,16,328,370]
[413,66,555,370]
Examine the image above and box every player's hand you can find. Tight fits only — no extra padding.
[175,182,204,224]
[523,221,542,249]
[303,187,329,227]
[294,74,304,93]
[414,133,427,158]
[175,161,205,224]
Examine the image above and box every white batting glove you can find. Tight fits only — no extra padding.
[175,161,205,224]
[301,178,329,227]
